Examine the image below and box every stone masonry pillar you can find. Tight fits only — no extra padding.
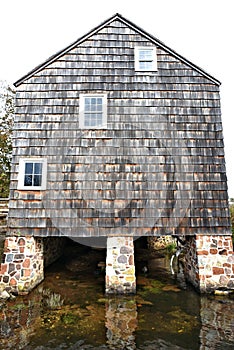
[184,235,234,293]
[0,236,44,295]
[106,236,136,294]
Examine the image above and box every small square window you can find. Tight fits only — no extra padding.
[79,94,107,129]
[135,47,157,72]
[18,158,47,190]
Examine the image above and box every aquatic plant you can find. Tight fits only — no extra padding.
[41,288,64,310]
[60,312,80,325]
[44,292,64,310]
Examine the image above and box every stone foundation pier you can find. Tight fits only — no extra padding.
[0,236,66,295]
[106,236,136,294]
[0,236,44,294]
[184,235,234,293]
[1,234,233,295]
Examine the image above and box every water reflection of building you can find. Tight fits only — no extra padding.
[105,297,138,350]
[1,287,234,349]
[105,295,188,350]
[199,297,234,349]
[0,294,41,349]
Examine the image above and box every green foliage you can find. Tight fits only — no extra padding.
[165,242,177,255]
[0,83,15,197]
[229,204,234,244]
[0,134,11,197]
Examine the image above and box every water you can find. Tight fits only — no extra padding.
[0,241,233,350]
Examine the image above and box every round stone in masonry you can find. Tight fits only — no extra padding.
[3,276,9,284]
[9,263,16,273]
[6,254,14,262]
[18,238,26,246]
[117,255,128,264]
[120,246,132,254]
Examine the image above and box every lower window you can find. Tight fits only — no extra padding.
[18,158,47,190]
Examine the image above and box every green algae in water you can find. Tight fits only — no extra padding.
[97,297,109,304]
[9,303,28,311]
[166,308,199,333]
[138,278,165,298]
[136,300,200,350]
[60,312,81,325]
[33,302,106,348]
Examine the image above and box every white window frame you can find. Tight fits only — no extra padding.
[17,158,47,190]
[79,93,107,129]
[134,46,157,72]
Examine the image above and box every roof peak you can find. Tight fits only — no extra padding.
[14,13,220,87]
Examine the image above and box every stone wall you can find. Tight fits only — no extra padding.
[147,236,176,251]
[43,237,67,267]
[184,235,234,292]
[0,236,67,294]
[106,237,136,294]
[0,236,44,294]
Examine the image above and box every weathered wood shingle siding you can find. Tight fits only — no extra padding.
[8,17,230,237]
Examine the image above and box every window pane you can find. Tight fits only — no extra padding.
[33,175,42,186]
[85,98,91,105]
[97,103,102,112]
[24,175,32,186]
[34,163,42,174]
[25,163,33,174]
[84,114,91,126]
[139,61,153,70]
[96,116,103,126]
[85,104,91,112]
[90,114,97,126]
[90,103,97,112]
[139,49,153,60]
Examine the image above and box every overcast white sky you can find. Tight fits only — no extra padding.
[0,0,233,197]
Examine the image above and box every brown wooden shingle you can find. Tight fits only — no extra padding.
[8,14,230,238]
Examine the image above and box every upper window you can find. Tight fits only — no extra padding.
[79,93,107,129]
[135,47,157,72]
[18,158,47,190]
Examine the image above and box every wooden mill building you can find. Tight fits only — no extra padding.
[0,13,233,294]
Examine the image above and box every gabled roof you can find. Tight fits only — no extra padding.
[14,13,221,87]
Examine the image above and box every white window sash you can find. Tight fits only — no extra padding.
[79,93,107,129]
[134,46,157,72]
[17,158,47,190]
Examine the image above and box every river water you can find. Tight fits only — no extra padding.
[0,240,233,350]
